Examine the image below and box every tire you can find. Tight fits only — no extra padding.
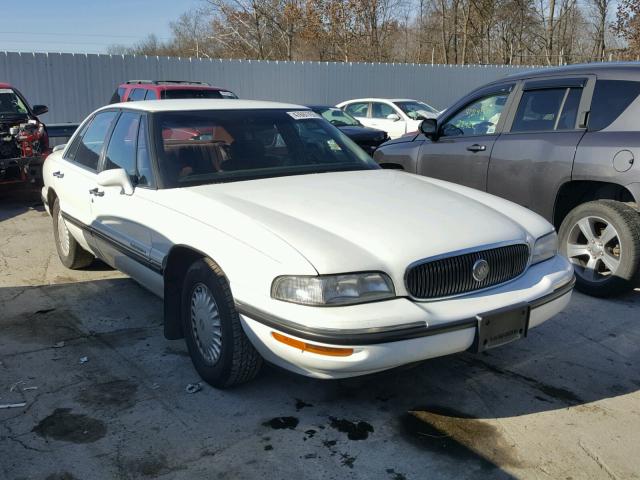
[181,257,262,388]
[52,198,94,269]
[558,200,640,297]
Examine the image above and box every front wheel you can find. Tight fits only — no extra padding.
[52,198,94,269]
[181,258,262,388]
[558,200,640,297]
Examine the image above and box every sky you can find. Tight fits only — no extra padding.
[0,0,201,54]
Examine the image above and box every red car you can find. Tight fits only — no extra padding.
[0,83,49,185]
[109,80,238,103]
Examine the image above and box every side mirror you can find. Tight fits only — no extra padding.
[386,113,401,122]
[32,104,48,116]
[52,144,66,152]
[419,118,439,140]
[97,168,134,195]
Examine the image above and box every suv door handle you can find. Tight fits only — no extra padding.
[52,171,64,178]
[89,188,104,197]
[467,144,486,152]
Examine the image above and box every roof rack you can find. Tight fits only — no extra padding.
[125,80,211,86]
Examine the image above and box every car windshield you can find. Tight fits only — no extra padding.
[0,89,29,118]
[152,109,378,188]
[161,89,237,100]
[394,101,439,119]
[314,107,360,127]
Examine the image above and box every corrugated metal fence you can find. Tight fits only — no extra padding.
[0,51,538,124]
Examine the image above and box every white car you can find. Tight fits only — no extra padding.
[336,98,440,139]
[42,99,574,388]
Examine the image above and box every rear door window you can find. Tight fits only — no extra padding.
[588,80,640,131]
[144,90,158,100]
[128,88,146,101]
[511,87,583,132]
[72,111,118,170]
[371,102,397,119]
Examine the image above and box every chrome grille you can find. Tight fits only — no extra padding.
[405,244,530,299]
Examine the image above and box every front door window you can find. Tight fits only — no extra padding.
[442,93,509,137]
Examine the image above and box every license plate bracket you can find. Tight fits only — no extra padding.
[472,304,530,353]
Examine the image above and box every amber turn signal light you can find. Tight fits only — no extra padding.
[271,332,354,357]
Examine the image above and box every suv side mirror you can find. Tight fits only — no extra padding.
[32,105,48,116]
[386,113,401,122]
[419,118,439,140]
[97,168,134,195]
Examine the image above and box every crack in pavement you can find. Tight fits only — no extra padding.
[578,440,620,480]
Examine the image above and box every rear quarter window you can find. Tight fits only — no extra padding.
[109,87,125,104]
[589,80,640,131]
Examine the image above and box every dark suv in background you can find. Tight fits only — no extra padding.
[109,80,238,103]
[375,63,640,297]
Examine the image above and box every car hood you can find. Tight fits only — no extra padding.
[338,125,387,143]
[166,170,551,275]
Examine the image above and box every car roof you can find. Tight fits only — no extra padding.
[306,104,339,110]
[121,83,227,92]
[341,98,417,103]
[499,62,640,83]
[100,99,309,113]
[0,82,13,89]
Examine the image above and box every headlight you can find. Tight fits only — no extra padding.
[531,231,558,265]
[271,272,395,306]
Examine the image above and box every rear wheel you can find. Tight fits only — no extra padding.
[52,198,94,269]
[181,258,262,388]
[558,200,640,297]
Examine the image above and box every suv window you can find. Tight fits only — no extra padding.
[511,88,581,132]
[344,102,369,118]
[128,88,146,101]
[104,112,141,176]
[73,111,117,170]
[136,116,154,187]
[161,89,224,99]
[589,80,640,131]
[144,90,158,100]
[442,93,509,137]
[371,102,397,119]
[110,87,126,104]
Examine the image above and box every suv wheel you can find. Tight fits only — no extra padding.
[558,200,640,297]
[52,198,94,269]
[181,257,262,388]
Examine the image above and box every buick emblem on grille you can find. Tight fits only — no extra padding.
[472,259,490,282]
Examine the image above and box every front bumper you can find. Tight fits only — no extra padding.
[0,155,44,185]
[238,255,575,379]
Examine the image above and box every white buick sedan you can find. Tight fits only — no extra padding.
[42,100,574,387]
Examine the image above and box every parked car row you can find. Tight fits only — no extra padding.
[30,63,640,389]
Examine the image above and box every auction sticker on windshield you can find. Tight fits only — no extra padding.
[287,111,322,120]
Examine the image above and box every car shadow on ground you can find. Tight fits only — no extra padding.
[1,277,638,478]
[0,185,43,222]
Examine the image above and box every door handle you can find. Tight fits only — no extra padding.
[89,188,104,197]
[52,171,64,178]
[467,144,486,152]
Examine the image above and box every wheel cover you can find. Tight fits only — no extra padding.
[190,283,223,365]
[566,215,621,283]
[57,209,70,257]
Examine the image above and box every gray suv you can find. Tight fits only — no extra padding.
[374,63,640,297]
